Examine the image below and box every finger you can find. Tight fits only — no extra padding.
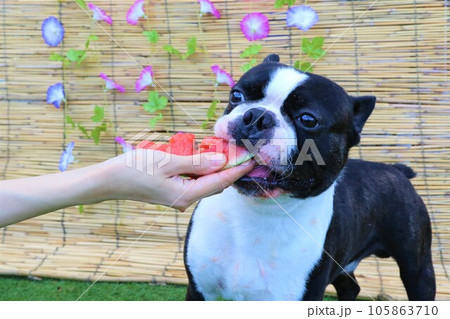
[183,160,256,202]
[162,152,228,176]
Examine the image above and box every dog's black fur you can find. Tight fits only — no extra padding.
[184,55,435,301]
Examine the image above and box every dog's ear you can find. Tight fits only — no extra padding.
[263,54,280,63]
[349,96,376,146]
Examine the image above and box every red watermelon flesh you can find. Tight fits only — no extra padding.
[169,132,196,156]
[135,133,252,169]
[136,140,171,152]
[136,140,156,149]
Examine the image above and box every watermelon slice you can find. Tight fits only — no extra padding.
[136,140,156,149]
[198,136,253,169]
[169,132,196,156]
[136,140,171,152]
[135,133,252,169]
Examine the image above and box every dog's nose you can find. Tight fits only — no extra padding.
[242,108,276,132]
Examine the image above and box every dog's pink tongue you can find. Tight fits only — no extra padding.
[247,166,272,178]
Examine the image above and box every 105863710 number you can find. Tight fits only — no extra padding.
[368,305,438,316]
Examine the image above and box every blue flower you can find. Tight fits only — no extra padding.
[42,16,65,47]
[286,5,319,31]
[59,142,75,172]
[46,83,65,108]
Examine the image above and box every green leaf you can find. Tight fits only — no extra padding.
[91,123,107,145]
[78,205,84,213]
[201,120,211,130]
[85,34,98,49]
[77,123,90,139]
[294,60,314,72]
[91,105,104,122]
[300,62,313,72]
[149,113,163,128]
[66,49,86,63]
[143,91,168,113]
[184,36,197,59]
[240,44,262,58]
[240,59,257,73]
[77,51,88,64]
[74,0,87,9]
[274,0,295,8]
[206,100,218,120]
[163,44,181,57]
[302,37,326,59]
[65,115,76,129]
[49,53,65,62]
[143,30,159,44]
[274,0,285,9]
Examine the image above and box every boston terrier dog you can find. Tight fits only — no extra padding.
[184,54,435,301]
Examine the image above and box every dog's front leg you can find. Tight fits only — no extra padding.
[301,274,329,301]
[185,282,205,301]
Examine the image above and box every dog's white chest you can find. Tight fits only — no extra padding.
[186,184,335,301]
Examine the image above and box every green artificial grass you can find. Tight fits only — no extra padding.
[0,276,186,301]
[0,276,337,301]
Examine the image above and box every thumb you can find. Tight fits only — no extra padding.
[166,152,227,176]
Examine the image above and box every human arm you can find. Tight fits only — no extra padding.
[0,150,255,227]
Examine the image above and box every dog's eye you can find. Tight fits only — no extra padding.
[230,91,244,104]
[299,113,318,128]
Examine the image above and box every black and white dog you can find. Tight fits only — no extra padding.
[184,54,435,301]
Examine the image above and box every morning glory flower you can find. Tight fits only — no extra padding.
[286,5,319,31]
[88,3,113,25]
[46,83,65,108]
[211,65,235,87]
[115,136,134,153]
[198,0,220,19]
[59,141,75,172]
[127,0,146,25]
[41,16,64,47]
[135,66,154,93]
[240,13,270,41]
[99,72,125,93]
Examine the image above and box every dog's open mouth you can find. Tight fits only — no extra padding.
[239,165,282,187]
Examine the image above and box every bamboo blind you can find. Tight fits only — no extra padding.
[0,0,448,300]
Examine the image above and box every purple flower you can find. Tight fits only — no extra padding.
[127,0,146,25]
[211,65,235,87]
[42,16,64,47]
[88,3,113,24]
[286,5,319,31]
[99,72,125,93]
[135,66,154,93]
[59,141,75,172]
[240,13,270,41]
[198,0,220,19]
[46,83,65,108]
[115,136,134,153]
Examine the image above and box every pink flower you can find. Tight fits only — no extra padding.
[99,72,125,93]
[240,13,270,41]
[286,5,319,31]
[211,65,235,87]
[126,0,146,25]
[115,136,134,153]
[135,66,154,93]
[88,3,113,25]
[198,0,220,19]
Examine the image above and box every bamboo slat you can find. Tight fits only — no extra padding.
[0,0,449,300]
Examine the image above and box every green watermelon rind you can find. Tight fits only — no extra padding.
[222,152,253,170]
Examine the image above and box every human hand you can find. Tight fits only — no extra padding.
[105,150,256,211]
